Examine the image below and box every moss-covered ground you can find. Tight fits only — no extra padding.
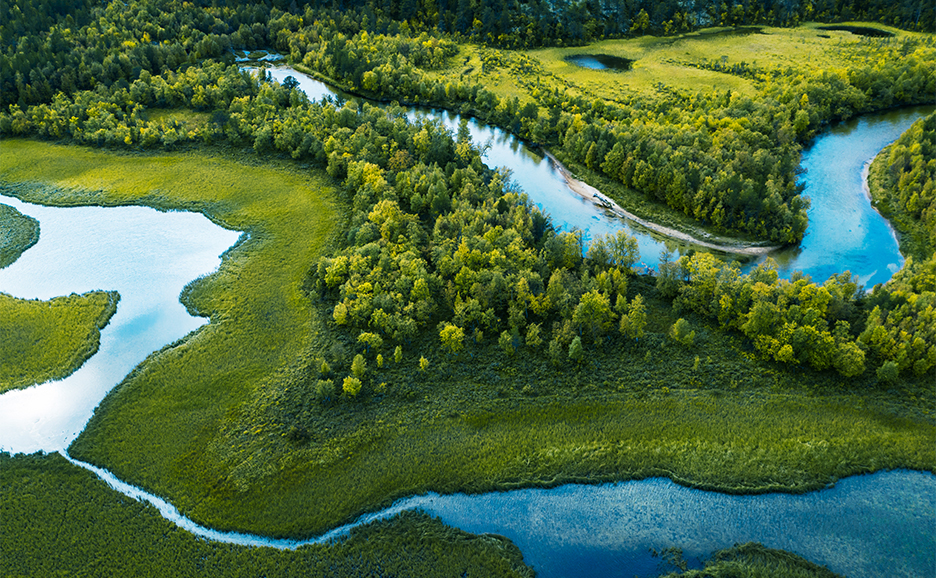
[1,139,932,542]
[0,291,119,392]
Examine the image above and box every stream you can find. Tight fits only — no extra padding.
[1,69,933,578]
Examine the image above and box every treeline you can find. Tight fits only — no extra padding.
[869,112,936,260]
[1,38,931,383]
[0,452,534,577]
[272,18,932,243]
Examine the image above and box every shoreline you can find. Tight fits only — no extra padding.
[543,151,781,256]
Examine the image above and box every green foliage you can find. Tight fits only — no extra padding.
[0,290,119,392]
[568,335,584,363]
[660,542,844,578]
[314,379,335,403]
[351,354,367,379]
[419,355,429,371]
[0,202,39,268]
[343,376,363,397]
[669,318,696,347]
[0,452,534,578]
[394,345,403,363]
[868,113,936,261]
[439,322,465,354]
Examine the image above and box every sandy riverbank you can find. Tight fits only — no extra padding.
[544,151,780,257]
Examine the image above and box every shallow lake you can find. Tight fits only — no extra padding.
[0,195,240,453]
[565,54,634,70]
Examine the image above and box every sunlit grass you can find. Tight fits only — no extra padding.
[0,202,39,269]
[0,291,118,392]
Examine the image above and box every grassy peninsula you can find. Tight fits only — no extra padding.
[0,202,39,268]
[0,291,119,392]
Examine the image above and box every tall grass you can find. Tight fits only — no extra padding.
[0,202,39,268]
[0,291,118,392]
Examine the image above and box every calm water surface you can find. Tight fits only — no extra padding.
[0,195,240,452]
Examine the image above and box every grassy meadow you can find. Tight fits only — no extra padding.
[0,291,119,392]
[428,23,928,105]
[0,202,39,268]
[1,139,933,541]
[0,452,533,577]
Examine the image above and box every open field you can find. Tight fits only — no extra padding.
[2,140,932,539]
[0,291,119,392]
[429,23,931,103]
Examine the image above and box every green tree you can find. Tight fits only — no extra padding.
[669,318,695,347]
[351,353,367,378]
[439,323,465,354]
[619,294,647,341]
[343,376,362,397]
[568,335,584,364]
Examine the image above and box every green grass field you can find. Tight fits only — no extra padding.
[0,291,119,392]
[2,139,933,540]
[429,23,928,104]
[0,202,39,268]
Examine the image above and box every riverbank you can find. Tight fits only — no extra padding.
[4,139,933,542]
[544,151,780,256]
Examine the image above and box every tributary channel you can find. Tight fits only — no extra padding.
[1,69,933,578]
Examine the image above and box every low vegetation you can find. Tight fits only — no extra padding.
[0,202,39,268]
[0,451,534,578]
[2,0,934,572]
[659,542,844,578]
[0,290,119,393]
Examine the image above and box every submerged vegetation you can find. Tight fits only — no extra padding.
[0,290,119,392]
[1,0,935,573]
[0,202,39,268]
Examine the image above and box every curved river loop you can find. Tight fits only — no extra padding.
[0,65,933,578]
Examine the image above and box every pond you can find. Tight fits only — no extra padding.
[565,54,634,71]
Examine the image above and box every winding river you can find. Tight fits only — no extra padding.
[264,66,934,287]
[1,70,934,578]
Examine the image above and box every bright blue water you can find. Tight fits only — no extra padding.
[266,66,933,287]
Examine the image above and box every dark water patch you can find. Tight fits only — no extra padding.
[818,25,893,37]
[566,54,634,71]
[692,26,766,38]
